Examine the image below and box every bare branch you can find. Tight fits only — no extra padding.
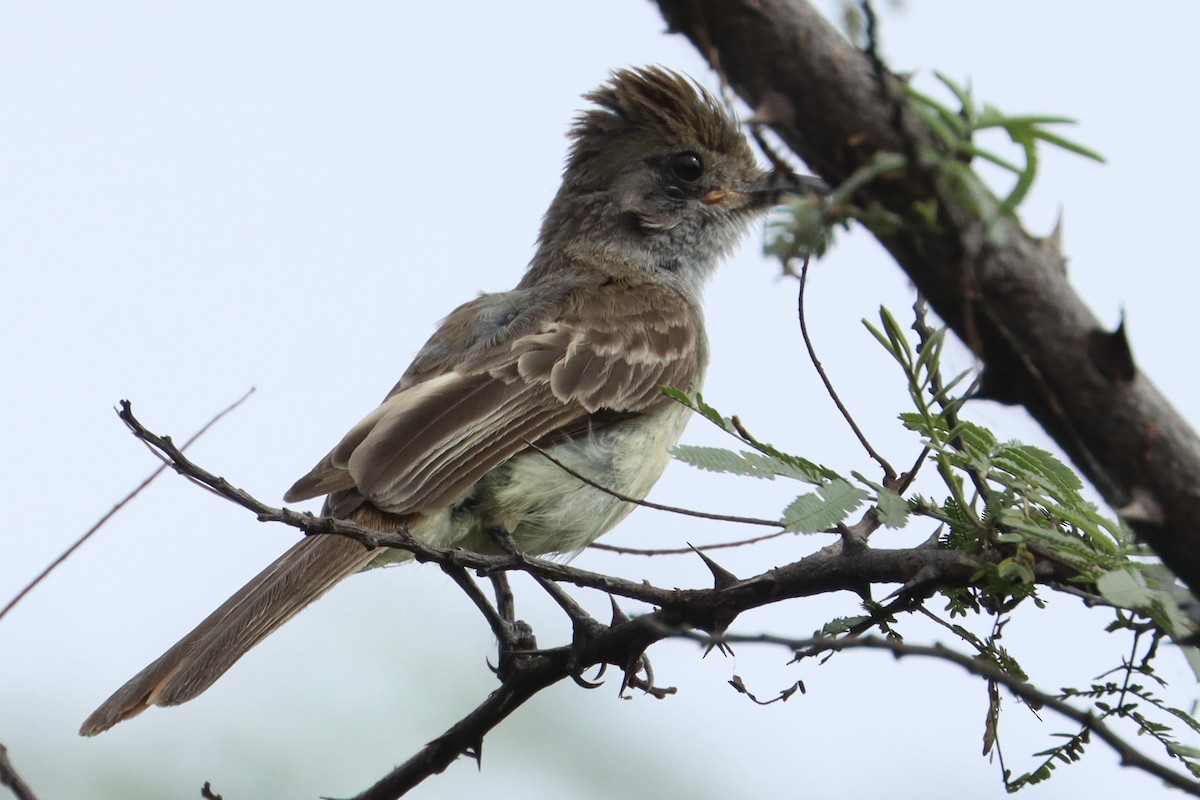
[112,398,1092,798]
[589,529,789,556]
[797,257,897,485]
[0,387,255,624]
[0,743,38,800]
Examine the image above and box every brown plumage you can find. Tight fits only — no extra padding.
[286,277,702,515]
[81,66,809,735]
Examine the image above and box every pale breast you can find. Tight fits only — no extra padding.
[442,400,695,556]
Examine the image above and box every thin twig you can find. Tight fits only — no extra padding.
[678,631,1200,798]
[797,258,897,485]
[589,529,789,556]
[0,743,38,800]
[108,398,1104,799]
[0,387,255,623]
[491,572,516,625]
[440,563,509,647]
[112,400,694,607]
[895,445,932,495]
[522,439,784,529]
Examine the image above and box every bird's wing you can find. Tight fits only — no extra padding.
[284,278,705,514]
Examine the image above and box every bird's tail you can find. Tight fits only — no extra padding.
[80,516,394,736]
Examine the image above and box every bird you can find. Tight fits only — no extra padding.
[80,66,821,735]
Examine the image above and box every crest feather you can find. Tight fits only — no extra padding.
[567,67,748,169]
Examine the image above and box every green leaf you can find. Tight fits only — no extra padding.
[933,71,975,122]
[671,445,777,479]
[994,443,1083,496]
[661,386,693,407]
[879,307,913,364]
[997,557,1036,585]
[976,111,1077,128]
[781,479,868,534]
[670,445,830,485]
[949,420,998,454]
[692,393,734,432]
[1031,128,1106,163]
[741,451,829,484]
[1096,568,1156,609]
[819,615,869,635]
[863,318,898,357]
[914,326,946,374]
[996,512,1103,570]
[876,487,911,529]
[959,143,1023,175]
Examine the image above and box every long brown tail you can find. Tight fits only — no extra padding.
[80,527,385,736]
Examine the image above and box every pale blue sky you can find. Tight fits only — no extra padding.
[3,3,1198,798]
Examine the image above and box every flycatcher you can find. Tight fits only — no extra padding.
[81,66,819,735]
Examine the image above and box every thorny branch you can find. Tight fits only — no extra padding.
[114,399,1103,799]
[651,0,1200,598]
[675,632,1200,797]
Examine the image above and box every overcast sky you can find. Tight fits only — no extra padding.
[4,3,1200,799]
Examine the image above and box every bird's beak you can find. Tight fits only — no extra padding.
[704,170,828,210]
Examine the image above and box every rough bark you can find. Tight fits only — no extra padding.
[654,0,1200,593]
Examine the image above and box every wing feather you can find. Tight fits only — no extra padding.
[285,278,706,515]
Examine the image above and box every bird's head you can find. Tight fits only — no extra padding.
[533,67,817,285]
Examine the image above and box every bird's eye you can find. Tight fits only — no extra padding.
[669,152,703,182]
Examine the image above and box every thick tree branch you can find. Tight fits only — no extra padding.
[652,0,1200,593]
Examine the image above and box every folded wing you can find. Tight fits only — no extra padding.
[285,278,704,515]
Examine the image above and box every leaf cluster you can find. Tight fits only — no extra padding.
[667,301,1200,793]
[904,72,1104,224]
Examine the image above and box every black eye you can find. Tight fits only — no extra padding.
[669,152,703,182]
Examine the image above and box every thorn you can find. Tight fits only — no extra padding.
[618,650,653,698]
[571,671,605,690]
[1087,313,1136,385]
[1118,486,1164,526]
[705,638,735,658]
[1043,208,1066,272]
[465,738,483,769]
[689,543,740,589]
[609,595,630,625]
[918,524,944,548]
[886,563,942,600]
